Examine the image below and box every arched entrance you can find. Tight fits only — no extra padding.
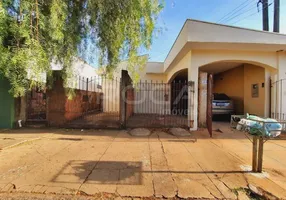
[169,69,188,116]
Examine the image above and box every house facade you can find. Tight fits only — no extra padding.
[116,19,286,131]
[5,19,286,131]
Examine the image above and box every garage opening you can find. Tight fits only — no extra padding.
[198,62,269,129]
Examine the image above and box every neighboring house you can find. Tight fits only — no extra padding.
[115,19,286,131]
[51,57,99,90]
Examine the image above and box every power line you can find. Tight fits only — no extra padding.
[223,1,273,24]
[220,1,257,24]
[217,0,254,23]
[217,0,252,23]
[230,2,274,25]
[230,10,260,25]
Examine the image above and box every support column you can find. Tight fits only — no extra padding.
[189,63,199,131]
[120,70,128,128]
[264,69,271,118]
[198,72,208,127]
[271,74,278,116]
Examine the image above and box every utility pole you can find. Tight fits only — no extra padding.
[273,0,280,32]
[262,0,269,31]
[258,0,269,31]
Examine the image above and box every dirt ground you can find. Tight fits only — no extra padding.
[0,124,286,199]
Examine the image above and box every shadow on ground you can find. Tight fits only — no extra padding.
[51,160,252,186]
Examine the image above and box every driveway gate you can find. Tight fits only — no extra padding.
[126,80,194,128]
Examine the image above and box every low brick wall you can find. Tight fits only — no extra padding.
[47,78,102,126]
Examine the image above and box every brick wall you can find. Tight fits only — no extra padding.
[126,87,134,120]
[47,77,102,126]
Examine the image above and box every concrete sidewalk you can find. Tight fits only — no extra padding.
[0,129,53,149]
[0,127,285,199]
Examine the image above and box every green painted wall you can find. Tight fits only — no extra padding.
[0,75,14,128]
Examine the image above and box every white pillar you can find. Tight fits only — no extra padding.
[270,74,278,117]
[189,62,199,131]
[264,69,271,117]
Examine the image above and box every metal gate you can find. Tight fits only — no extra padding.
[65,76,121,128]
[26,87,47,122]
[27,71,196,129]
[270,78,286,132]
[126,80,194,128]
[45,74,121,129]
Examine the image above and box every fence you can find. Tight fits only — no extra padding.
[126,80,193,128]
[46,73,121,129]
[271,78,286,132]
[26,88,47,121]
[25,71,195,129]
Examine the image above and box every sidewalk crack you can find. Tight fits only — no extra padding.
[148,137,156,197]
[77,134,117,193]
[156,132,179,197]
[181,141,225,199]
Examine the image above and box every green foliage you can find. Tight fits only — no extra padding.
[0,0,163,97]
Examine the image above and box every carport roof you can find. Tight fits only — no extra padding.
[163,19,286,72]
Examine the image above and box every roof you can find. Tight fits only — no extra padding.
[163,19,286,72]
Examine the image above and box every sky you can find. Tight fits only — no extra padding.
[146,0,286,62]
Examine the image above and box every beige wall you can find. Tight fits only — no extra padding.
[166,51,191,83]
[191,50,277,71]
[213,66,245,114]
[211,64,266,116]
[244,64,265,116]
[114,59,167,82]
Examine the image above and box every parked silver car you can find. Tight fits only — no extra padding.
[212,93,234,115]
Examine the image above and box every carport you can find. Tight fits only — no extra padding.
[198,61,273,131]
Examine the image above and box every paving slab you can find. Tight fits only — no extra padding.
[128,128,151,137]
[169,128,191,137]
[149,141,177,198]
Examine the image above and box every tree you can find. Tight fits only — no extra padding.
[0,0,163,97]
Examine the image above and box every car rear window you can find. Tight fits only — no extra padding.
[213,93,230,100]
